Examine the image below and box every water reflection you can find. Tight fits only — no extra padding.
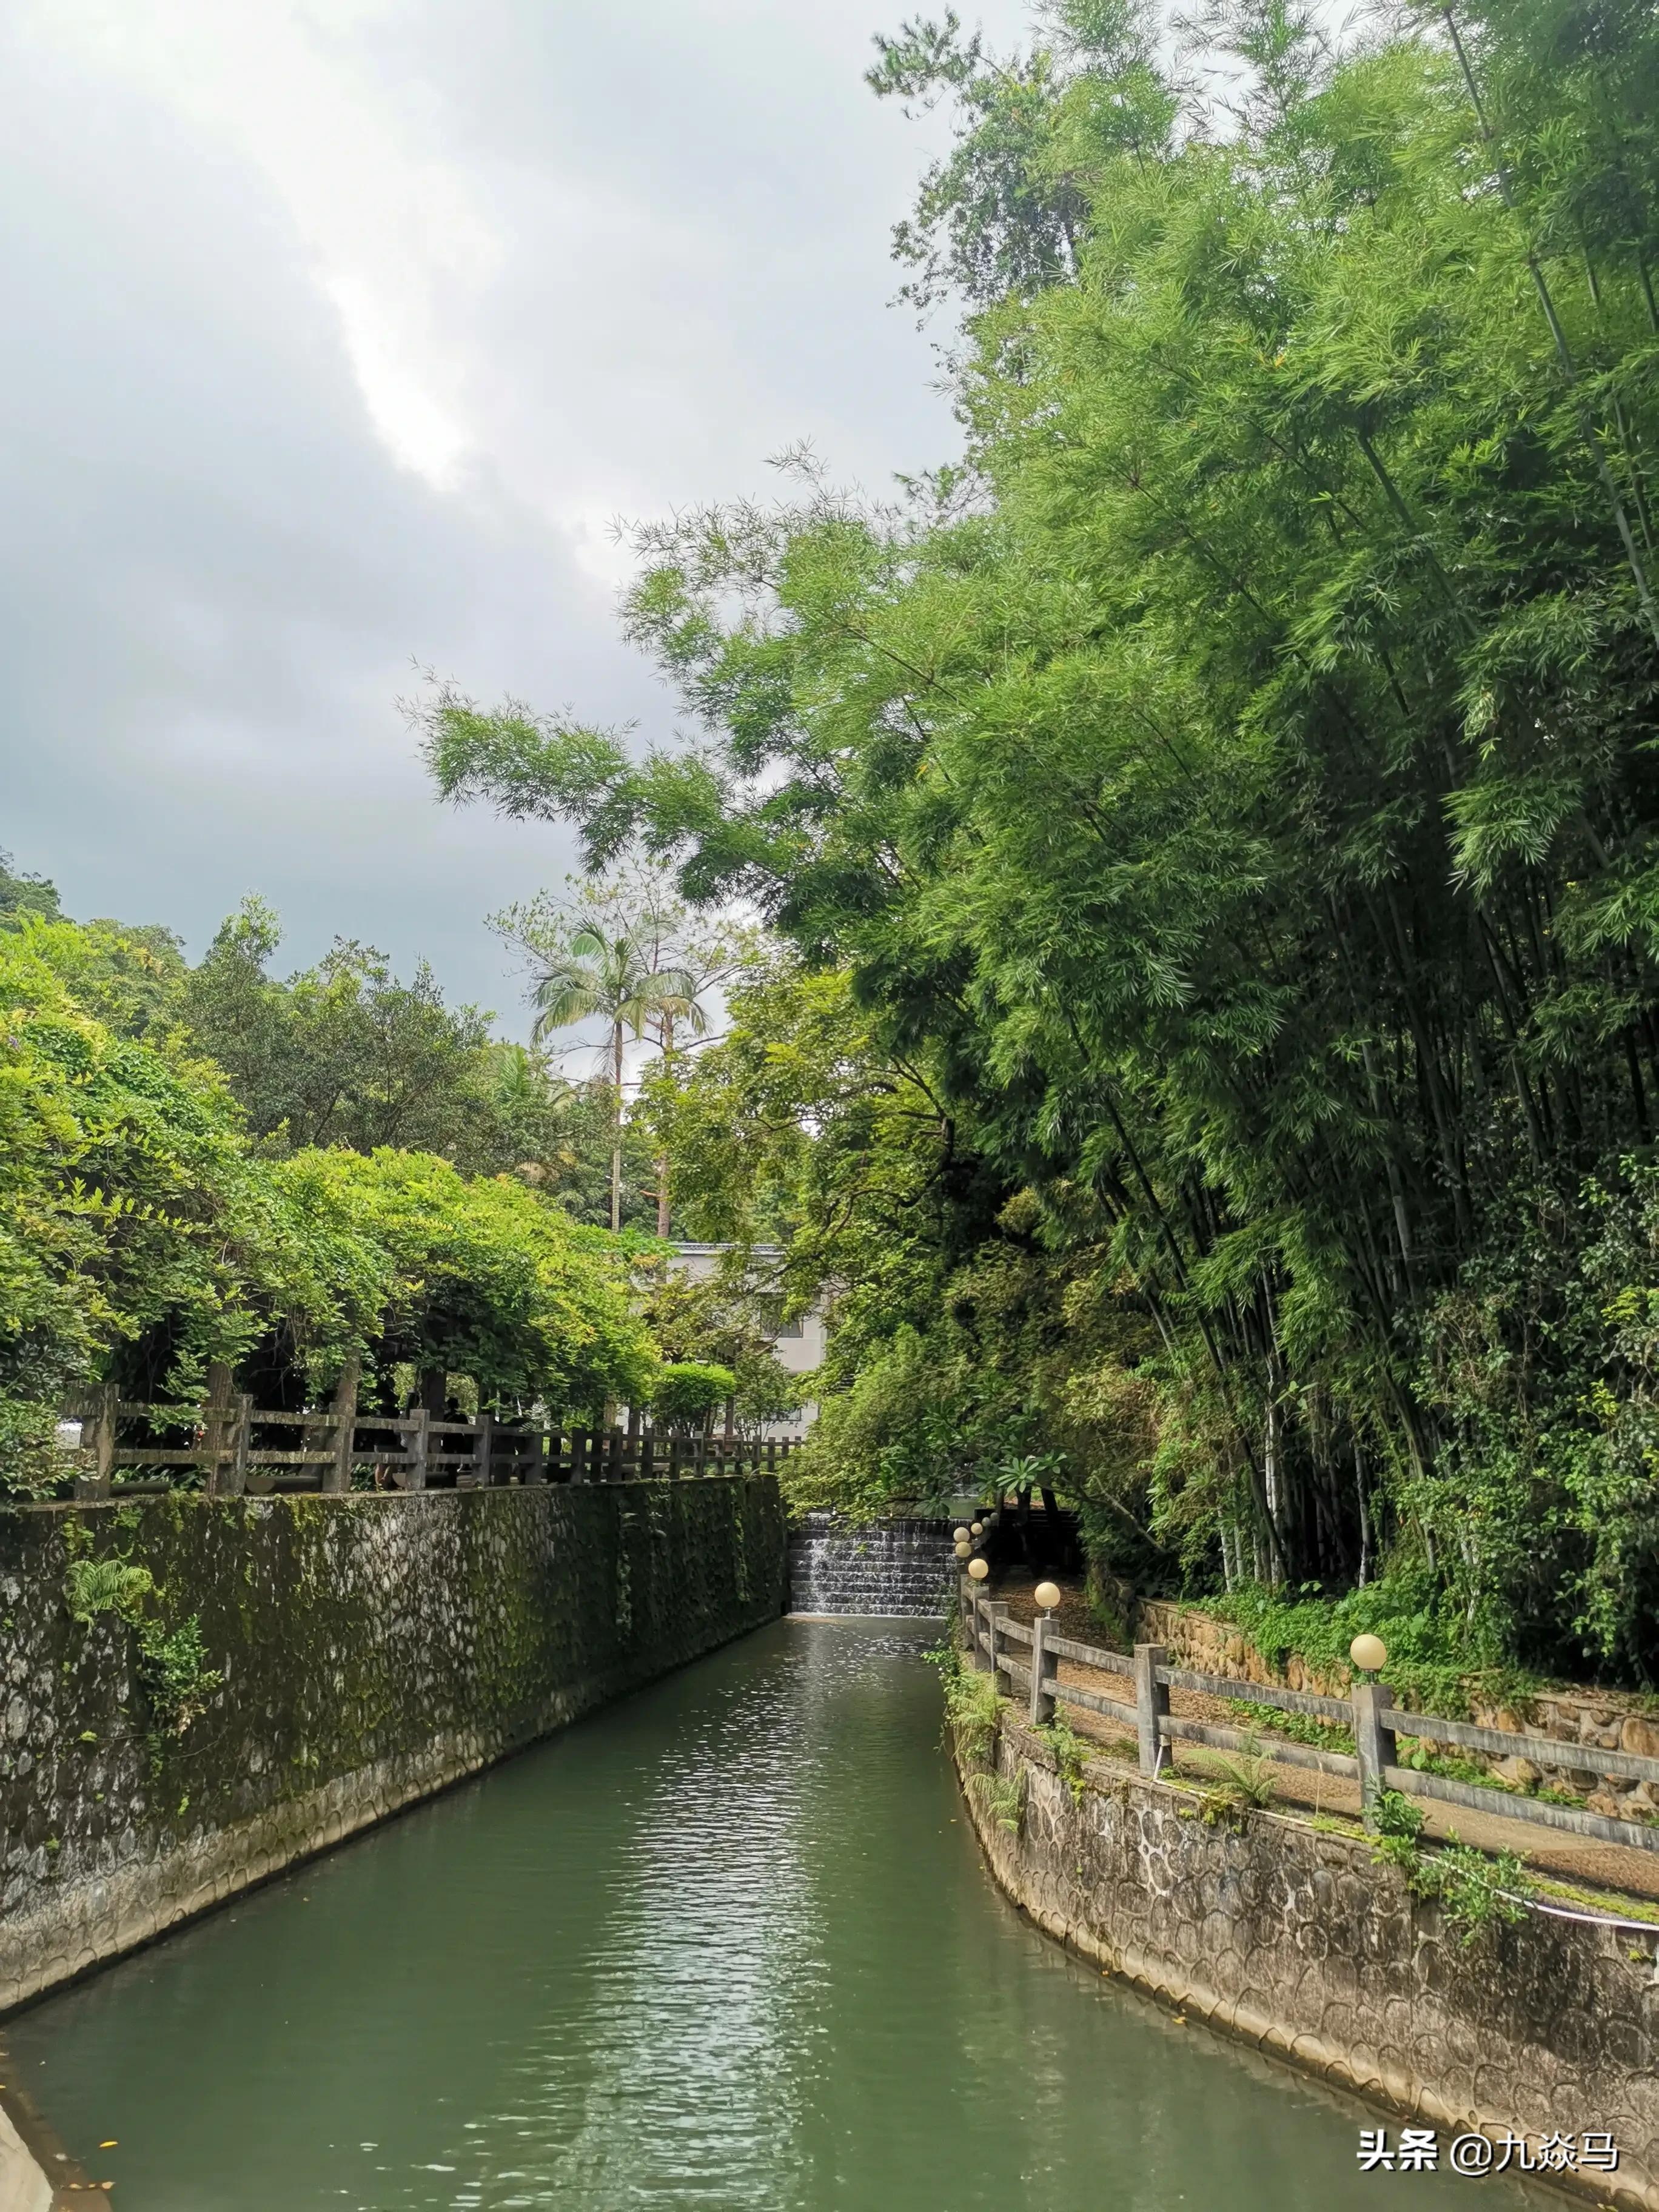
[7,1621,1549,2211]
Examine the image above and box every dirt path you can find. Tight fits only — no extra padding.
[982,1578,1659,1911]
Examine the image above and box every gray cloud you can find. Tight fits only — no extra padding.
[2,0,1030,1027]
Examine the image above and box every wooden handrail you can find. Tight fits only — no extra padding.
[959,1580,1659,1856]
[43,1391,805,1503]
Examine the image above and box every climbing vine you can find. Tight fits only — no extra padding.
[61,1521,223,1746]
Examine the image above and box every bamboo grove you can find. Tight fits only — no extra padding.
[420,0,1659,1680]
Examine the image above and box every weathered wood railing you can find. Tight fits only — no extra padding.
[961,1579,1659,1860]
[48,1379,800,1503]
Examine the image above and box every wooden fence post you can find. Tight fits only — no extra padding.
[1353,1680,1398,1829]
[1134,1642,1170,1779]
[608,1423,625,1481]
[986,1601,1011,1692]
[226,1393,252,1497]
[1029,1610,1057,1726]
[640,1422,655,1483]
[965,1585,985,1669]
[324,1356,359,1495]
[407,1406,430,1492]
[201,1361,233,1496]
[472,1410,494,1488]
[75,1379,118,1503]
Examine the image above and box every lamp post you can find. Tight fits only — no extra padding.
[1349,1635,1393,1828]
[1030,1581,1061,1723]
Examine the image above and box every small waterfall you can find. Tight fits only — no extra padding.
[787,1513,954,1616]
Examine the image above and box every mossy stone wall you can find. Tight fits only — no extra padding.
[0,1478,786,2012]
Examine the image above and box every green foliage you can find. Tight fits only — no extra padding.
[1193,1576,1537,1717]
[0,902,664,1479]
[634,1251,808,1436]
[0,917,383,1484]
[59,1537,221,1740]
[932,1641,1004,1767]
[0,851,63,930]
[133,1613,223,1737]
[968,1766,1027,1833]
[1368,1785,1429,1876]
[184,898,497,1162]
[286,1147,658,1416]
[1188,1734,1279,1811]
[1370,1789,1532,1945]
[1037,1712,1091,1801]
[1221,1699,1355,1755]
[64,1553,155,1627]
[420,0,1659,1681]
[649,1360,737,1430]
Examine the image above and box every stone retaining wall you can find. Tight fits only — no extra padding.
[960,1714,1659,2211]
[0,1479,787,2014]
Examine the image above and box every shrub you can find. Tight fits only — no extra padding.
[649,1360,736,1431]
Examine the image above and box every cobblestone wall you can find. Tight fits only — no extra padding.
[0,1480,787,2013]
[961,1715,1659,2212]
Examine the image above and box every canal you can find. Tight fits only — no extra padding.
[7,1620,1542,2211]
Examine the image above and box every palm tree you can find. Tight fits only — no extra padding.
[528,927,700,1231]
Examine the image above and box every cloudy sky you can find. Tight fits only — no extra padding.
[3,0,1031,1033]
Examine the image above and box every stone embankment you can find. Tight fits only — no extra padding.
[1134,1596,1659,1825]
[958,1708,1659,2212]
[0,1478,787,2014]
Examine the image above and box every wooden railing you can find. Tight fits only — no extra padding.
[961,1574,1659,1860]
[48,1379,801,1503]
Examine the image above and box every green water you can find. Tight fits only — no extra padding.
[9,1620,1543,2211]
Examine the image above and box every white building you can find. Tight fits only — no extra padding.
[666,1243,826,1433]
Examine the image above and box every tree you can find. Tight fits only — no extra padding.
[183,899,502,1161]
[0,851,63,929]
[0,918,386,1485]
[633,1244,811,1439]
[415,0,1659,1677]
[545,861,761,1233]
[283,1147,659,1418]
[0,910,665,1487]
[492,876,703,1232]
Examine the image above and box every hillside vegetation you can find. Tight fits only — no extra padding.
[418,0,1659,1684]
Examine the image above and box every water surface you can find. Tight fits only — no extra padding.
[8,1620,1541,2210]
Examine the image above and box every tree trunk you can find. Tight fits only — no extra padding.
[611,1016,624,1233]
[655,1009,674,1238]
[1039,1486,1060,1567]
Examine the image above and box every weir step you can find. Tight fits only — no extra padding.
[787,1513,953,1617]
